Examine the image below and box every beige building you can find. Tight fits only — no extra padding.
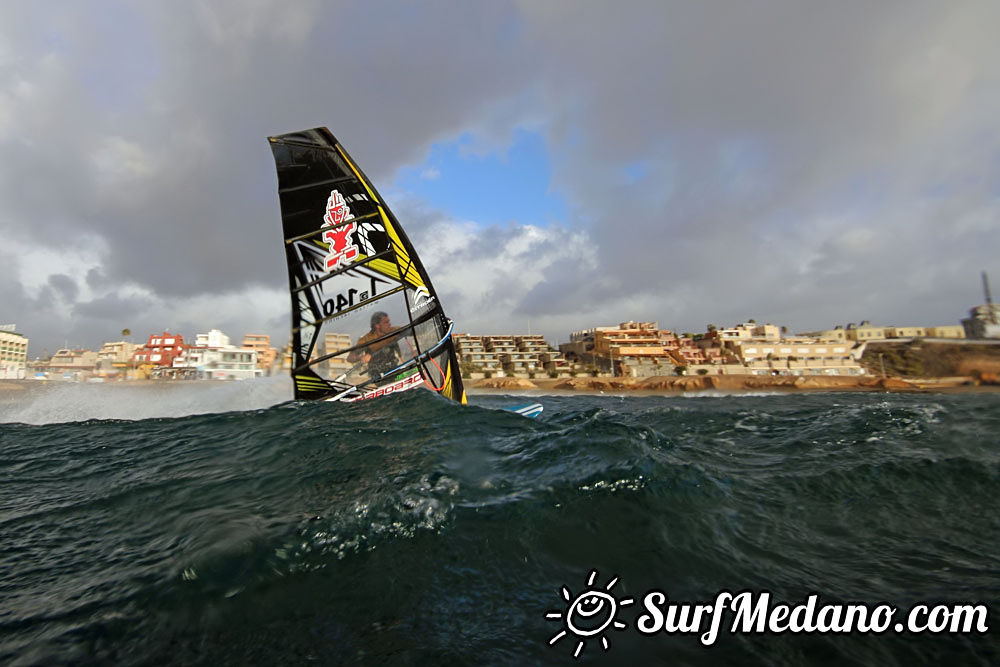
[799,327,849,342]
[715,322,782,342]
[560,329,599,361]
[811,323,963,341]
[845,321,887,342]
[454,334,567,377]
[885,326,926,339]
[592,322,671,356]
[576,321,697,377]
[0,325,29,379]
[242,334,278,374]
[488,335,536,375]
[691,321,867,376]
[924,325,965,339]
[45,349,99,380]
[95,340,138,378]
[730,338,865,376]
[453,335,503,375]
[322,332,355,376]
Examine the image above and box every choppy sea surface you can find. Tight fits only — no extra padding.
[1,378,997,665]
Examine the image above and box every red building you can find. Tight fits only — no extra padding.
[132,331,187,368]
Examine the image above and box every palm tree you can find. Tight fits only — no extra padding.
[121,328,131,340]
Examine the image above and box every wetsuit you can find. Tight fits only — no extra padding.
[357,329,401,377]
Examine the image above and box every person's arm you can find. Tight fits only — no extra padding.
[347,333,374,363]
[347,348,373,364]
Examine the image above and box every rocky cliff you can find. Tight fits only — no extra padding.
[860,340,1000,378]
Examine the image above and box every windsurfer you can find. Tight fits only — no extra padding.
[348,311,402,377]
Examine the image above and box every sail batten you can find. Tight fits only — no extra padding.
[291,249,397,294]
[277,174,358,195]
[269,127,467,404]
[283,210,383,245]
[305,285,407,328]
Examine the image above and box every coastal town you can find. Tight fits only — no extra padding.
[2,289,999,387]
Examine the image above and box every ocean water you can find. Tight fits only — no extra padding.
[0,379,997,665]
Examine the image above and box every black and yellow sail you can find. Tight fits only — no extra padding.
[268,127,466,404]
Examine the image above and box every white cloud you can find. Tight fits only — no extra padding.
[91,136,153,189]
[412,217,600,339]
[9,234,107,299]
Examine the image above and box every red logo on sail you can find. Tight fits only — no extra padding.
[322,190,359,271]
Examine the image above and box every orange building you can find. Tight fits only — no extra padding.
[241,334,277,374]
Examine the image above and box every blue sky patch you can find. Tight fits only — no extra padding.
[394,128,567,226]
[622,161,650,185]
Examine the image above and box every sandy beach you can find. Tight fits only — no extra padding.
[465,373,1000,395]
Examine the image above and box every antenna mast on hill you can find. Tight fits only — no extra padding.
[984,271,998,324]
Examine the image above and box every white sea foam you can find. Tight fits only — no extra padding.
[0,376,293,425]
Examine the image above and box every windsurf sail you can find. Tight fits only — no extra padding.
[268,127,466,404]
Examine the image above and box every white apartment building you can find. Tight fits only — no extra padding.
[962,303,1000,339]
[196,329,231,348]
[173,329,260,380]
[175,346,260,380]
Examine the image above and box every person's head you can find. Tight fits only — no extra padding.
[370,311,390,334]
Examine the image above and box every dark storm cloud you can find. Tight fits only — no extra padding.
[46,274,78,302]
[506,0,1000,335]
[2,0,536,293]
[1,0,541,351]
[73,292,147,321]
[1,0,998,354]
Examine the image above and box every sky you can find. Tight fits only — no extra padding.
[1,0,999,357]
